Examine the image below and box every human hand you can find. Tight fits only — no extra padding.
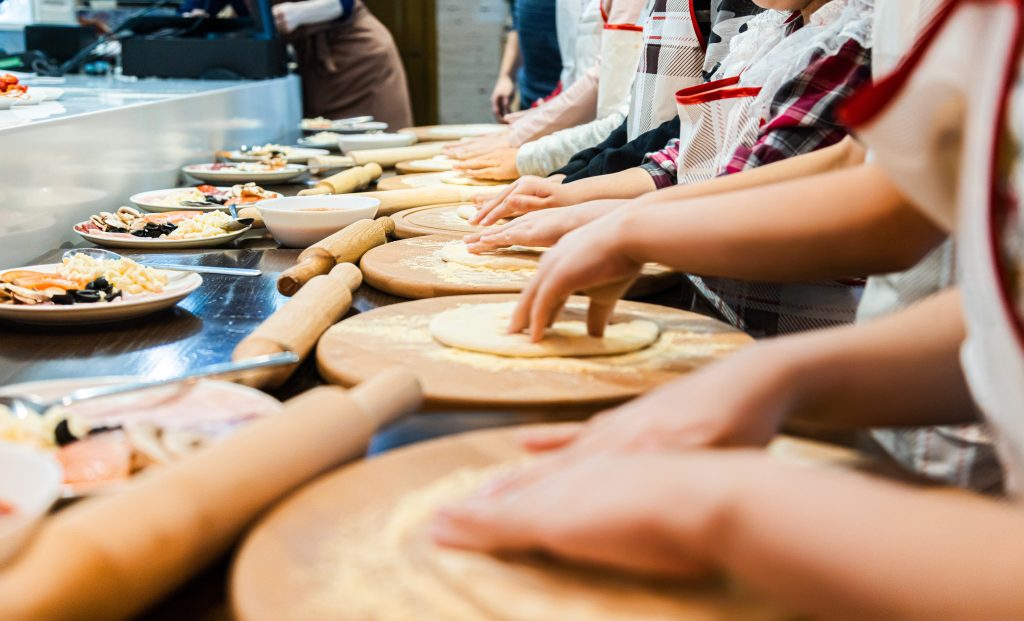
[444,132,513,160]
[182,8,209,17]
[463,199,625,253]
[272,2,302,33]
[470,176,580,226]
[503,110,528,124]
[516,343,794,458]
[491,75,516,121]
[433,451,753,577]
[508,208,641,341]
[453,148,521,182]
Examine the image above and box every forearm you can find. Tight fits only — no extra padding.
[695,455,1024,620]
[293,0,342,25]
[633,135,866,206]
[618,163,946,281]
[562,168,656,203]
[499,32,521,79]
[770,288,978,428]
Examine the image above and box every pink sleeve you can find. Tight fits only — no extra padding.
[508,67,600,145]
[606,0,646,24]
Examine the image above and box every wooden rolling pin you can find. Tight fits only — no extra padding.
[276,217,394,296]
[236,206,264,228]
[308,142,453,171]
[0,367,422,621]
[357,185,506,217]
[298,162,383,196]
[233,263,362,389]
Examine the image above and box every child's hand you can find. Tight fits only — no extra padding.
[471,176,579,226]
[507,208,641,341]
[454,148,521,182]
[463,200,625,253]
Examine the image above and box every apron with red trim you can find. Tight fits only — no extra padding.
[627,0,707,139]
[843,0,1021,492]
[673,76,762,185]
[597,1,647,118]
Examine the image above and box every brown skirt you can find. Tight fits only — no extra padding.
[289,2,413,129]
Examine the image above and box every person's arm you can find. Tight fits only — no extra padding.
[492,30,522,121]
[552,117,630,178]
[436,445,1024,620]
[561,116,682,182]
[272,0,346,34]
[506,67,600,146]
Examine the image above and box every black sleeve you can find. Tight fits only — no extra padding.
[552,118,631,178]
[557,117,681,183]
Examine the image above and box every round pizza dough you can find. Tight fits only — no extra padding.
[441,172,506,187]
[401,156,458,173]
[429,302,661,358]
[438,241,542,270]
[455,204,478,221]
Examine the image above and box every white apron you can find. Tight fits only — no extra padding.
[596,1,646,118]
[956,1,1024,494]
[558,0,604,90]
[844,0,1021,491]
[626,0,706,139]
[673,76,762,185]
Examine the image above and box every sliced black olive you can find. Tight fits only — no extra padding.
[107,289,122,302]
[54,419,78,446]
[106,226,128,234]
[71,289,102,303]
[86,277,110,291]
[50,292,77,305]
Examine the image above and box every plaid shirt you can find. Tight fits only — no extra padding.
[641,36,872,188]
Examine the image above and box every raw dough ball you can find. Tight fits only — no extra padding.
[429,302,660,358]
[439,241,541,270]
[401,173,447,189]
[441,172,506,187]
[455,204,478,221]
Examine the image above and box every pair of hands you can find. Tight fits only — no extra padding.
[433,345,798,576]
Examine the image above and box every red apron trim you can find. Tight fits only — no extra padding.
[689,0,707,51]
[839,0,961,129]
[987,1,1024,351]
[602,1,643,33]
[675,76,761,106]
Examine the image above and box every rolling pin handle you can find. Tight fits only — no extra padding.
[349,367,422,429]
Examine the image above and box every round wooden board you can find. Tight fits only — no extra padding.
[399,124,507,142]
[316,294,752,408]
[359,235,679,299]
[232,427,805,621]
[393,203,484,239]
[395,158,458,174]
[377,173,507,192]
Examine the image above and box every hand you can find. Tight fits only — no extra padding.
[491,75,516,122]
[508,208,642,341]
[463,199,625,253]
[453,148,521,182]
[444,132,513,160]
[471,176,580,226]
[517,343,795,457]
[182,8,209,17]
[432,451,752,577]
[503,110,528,124]
[272,2,301,34]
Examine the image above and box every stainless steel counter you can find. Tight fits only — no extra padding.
[0,74,302,266]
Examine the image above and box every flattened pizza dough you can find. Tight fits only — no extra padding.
[429,302,661,358]
[439,241,542,270]
[441,172,507,187]
[401,156,458,173]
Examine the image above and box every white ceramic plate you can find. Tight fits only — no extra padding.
[297,134,341,150]
[334,121,389,134]
[182,164,307,184]
[73,221,251,249]
[226,147,329,164]
[0,95,24,110]
[0,263,202,325]
[129,187,284,213]
[0,377,283,497]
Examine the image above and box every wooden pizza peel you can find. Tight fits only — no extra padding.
[377,173,507,192]
[233,426,880,621]
[316,294,752,409]
[392,203,489,239]
[358,235,680,300]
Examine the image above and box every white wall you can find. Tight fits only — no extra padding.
[435,0,508,124]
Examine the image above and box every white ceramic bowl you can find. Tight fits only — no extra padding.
[338,132,416,153]
[0,443,62,566]
[258,195,381,248]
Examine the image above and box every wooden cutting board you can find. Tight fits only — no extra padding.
[359,235,680,299]
[378,173,507,192]
[396,157,459,174]
[392,203,485,239]
[316,294,752,408]
[233,426,868,621]
[399,124,508,142]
